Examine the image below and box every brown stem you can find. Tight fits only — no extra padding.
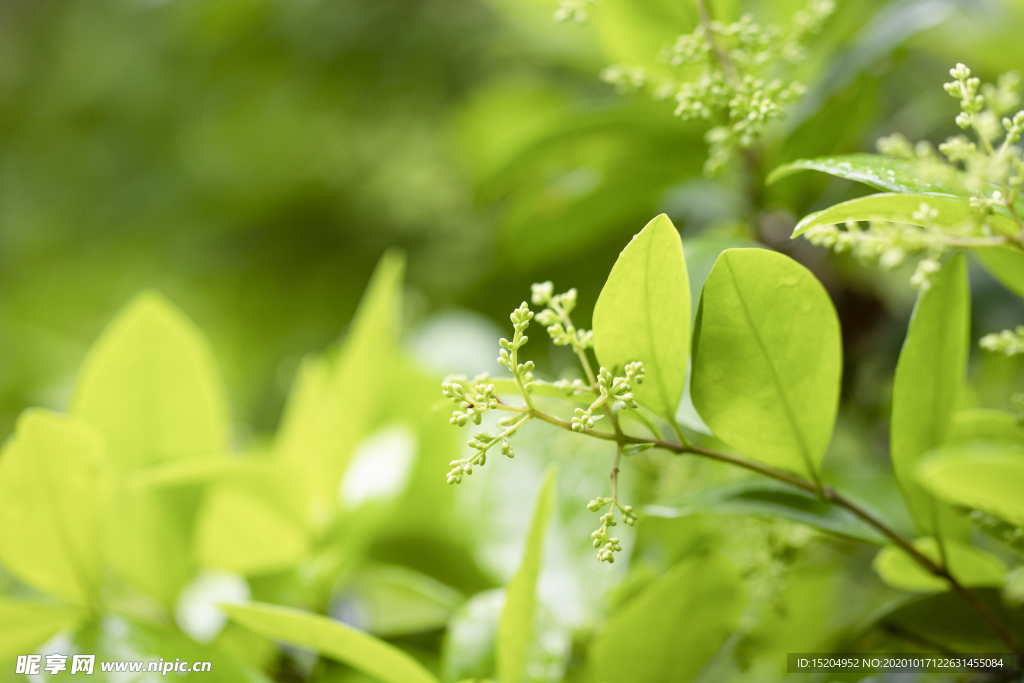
[522,405,1024,656]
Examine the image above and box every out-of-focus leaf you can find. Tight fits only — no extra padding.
[890,255,971,540]
[70,291,229,473]
[71,615,270,683]
[589,553,743,683]
[196,486,309,575]
[0,411,110,605]
[276,251,405,523]
[917,441,1024,527]
[593,215,690,423]
[792,194,1018,238]
[69,292,230,608]
[691,249,842,480]
[497,466,558,683]
[646,481,887,545]
[0,599,84,656]
[975,246,1024,299]
[948,409,1024,445]
[873,537,1005,593]
[334,565,462,637]
[225,602,439,683]
[864,589,1024,652]
[768,154,959,195]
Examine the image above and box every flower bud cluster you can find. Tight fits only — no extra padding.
[603,0,833,175]
[802,218,947,290]
[980,326,1024,356]
[532,282,594,353]
[442,374,499,426]
[587,497,637,563]
[571,362,645,432]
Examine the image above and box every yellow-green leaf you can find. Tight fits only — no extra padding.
[917,441,1024,527]
[589,553,744,683]
[224,602,439,683]
[873,538,1006,593]
[497,466,558,683]
[792,194,1018,238]
[0,410,111,604]
[0,599,84,656]
[70,291,229,473]
[890,255,971,539]
[691,249,842,479]
[975,246,1024,299]
[593,214,690,421]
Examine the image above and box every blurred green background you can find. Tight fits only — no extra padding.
[2,0,1024,679]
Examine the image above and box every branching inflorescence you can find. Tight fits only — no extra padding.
[803,64,1024,293]
[441,283,645,563]
[600,0,834,175]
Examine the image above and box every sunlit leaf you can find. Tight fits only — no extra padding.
[691,249,842,479]
[589,553,744,683]
[768,154,959,196]
[0,599,84,656]
[497,466,558,683]
[593,214,690,422]
[70,291,229,473]
[224,602,439,683]
[975,246,1024,299]
[276,250,405,521]
[0,410,111,604]
[917,441,1024,528]
[792,194,1018,238]
[890,255,971,539]
[873,537,1005,593]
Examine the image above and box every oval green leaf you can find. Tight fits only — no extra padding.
[890,254,971,539]
[691,249,842,479]
[593,214,690,422]
[948,409,1024,445]
[873,537,1006,593]
[768,154,960,196]
[497,466,558,683]
[975,245,1024,299]
[589,553,743,683]
[0,410,111,604]
[224,602,439,683]
[917,441,1024,528]
[792,194,1018,238]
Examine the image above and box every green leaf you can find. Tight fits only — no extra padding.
[646,481,887,545]
[593,214,690,422]
[224,602,439,683]
[873,538,1006,593]
[0,599,84,656]
[196,484,310,575]
[691,249,842,479]
[441,590,502,683]
[791,194,1018,238]
[497,466,558,683]
[948,409,1024,445]
[975,246,1024,299]
[70,291,229,474]
[275,250,405,519]
[0,410,111,604]
[867,589,1024,652]
[917,441,1024,528]
[589,553,744,683]
[768,154,961,196]
[337,565,462,637]
[890,254,971,539]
